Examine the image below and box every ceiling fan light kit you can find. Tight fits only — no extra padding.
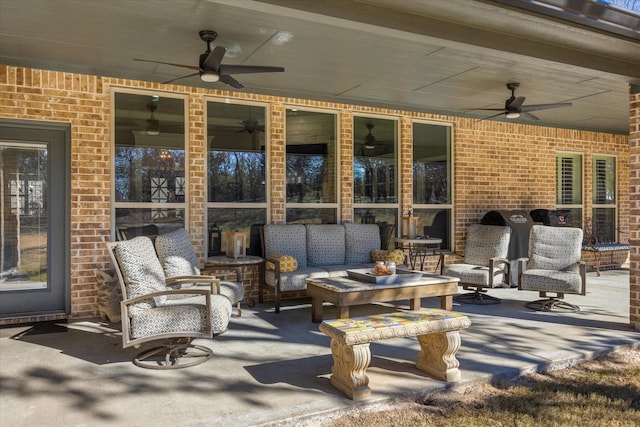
[505,112,520,119]
[200,71,219,82]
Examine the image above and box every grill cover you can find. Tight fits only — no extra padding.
[529,209,572,227]
[481,210,533,260]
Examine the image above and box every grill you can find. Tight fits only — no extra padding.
[481,210,535,286]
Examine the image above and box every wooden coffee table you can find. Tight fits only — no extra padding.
[306,270,459,323]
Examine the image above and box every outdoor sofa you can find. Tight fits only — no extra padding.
[260,223,405,312]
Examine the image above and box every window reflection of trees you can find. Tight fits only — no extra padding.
[354,157,396,203]
[413,162,448,204]
[208,150,266,202]
[286,154,325,203]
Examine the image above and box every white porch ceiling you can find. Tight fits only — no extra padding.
[0,0,638,134]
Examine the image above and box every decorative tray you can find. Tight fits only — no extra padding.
[346,268,397,285]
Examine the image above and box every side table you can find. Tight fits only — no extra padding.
[204,255,265,307]
[395,238,443,271]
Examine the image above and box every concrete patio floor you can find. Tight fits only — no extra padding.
[1,269,638,427]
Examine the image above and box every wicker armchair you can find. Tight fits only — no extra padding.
[441,224,511,304]
[517,225,586,312]
[107,237,232,369]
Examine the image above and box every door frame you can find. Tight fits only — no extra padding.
[0,118,71,318]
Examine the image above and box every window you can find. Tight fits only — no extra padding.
[412,122,453,251]
[207,101,267,256]
[353,116,397,204]
[592,155,616,243]
[556,152,583,227]
[113,91,187,238]
[353,116,398,247]
[285,108,338,224]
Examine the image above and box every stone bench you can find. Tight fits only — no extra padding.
[319,309,472,400]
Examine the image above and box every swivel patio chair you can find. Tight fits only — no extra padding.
[107,237,232,369]
[441,224,511,304]
[154,228,245,315]
[517,225,586,312]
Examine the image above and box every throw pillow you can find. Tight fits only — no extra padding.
[370,249,405,265]
[370,249,389,262]
[386,249,406,265]
[266,253,298,273]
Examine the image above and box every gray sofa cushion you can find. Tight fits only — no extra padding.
[265,266,329,291]
[306,224,346,266]
[263,224,308,268]
[344,223,381,264]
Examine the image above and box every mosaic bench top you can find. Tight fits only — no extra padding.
[319,309,471,345]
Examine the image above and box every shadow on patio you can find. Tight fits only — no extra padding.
[1,269,637,427]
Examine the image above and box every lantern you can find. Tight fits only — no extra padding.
[362,210,376,224]
[208,223,222,256]
[226,231,246,259]
[401,215,419,239]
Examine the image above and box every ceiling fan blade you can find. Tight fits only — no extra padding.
[469,108,507,111]
[202,46,226,71]
[134,58,199,71]
[477,111,506,121]
[509,96,526,110]
[219,74,244,89]
[522,112,540,121]
[521,102,572,112]
[162,72,199,84]
[219,64,285,75]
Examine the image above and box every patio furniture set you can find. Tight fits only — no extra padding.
[105,221,587,398]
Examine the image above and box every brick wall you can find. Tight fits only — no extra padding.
[630,92,639,330]
[0,65,632,323]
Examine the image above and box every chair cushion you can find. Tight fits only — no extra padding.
[464,224,511,266]
[443,263,506,287]
[306,224,346,266]
[528,225,583,271]
[263,224,308,268]
[345,223,381,264]
[155,228,200,278]
[219,281,245,305]
[135,293,232,337]
[520,269,583,294]
[114,236,167,310]
[266,253,298,272]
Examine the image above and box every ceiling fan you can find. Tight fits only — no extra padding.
[475,83,572,121]
[145,104,160,135]
[364,123,376,149]
[237,119,264,134]
[134,30,285,89]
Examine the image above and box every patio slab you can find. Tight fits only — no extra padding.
[0,269,638,426]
